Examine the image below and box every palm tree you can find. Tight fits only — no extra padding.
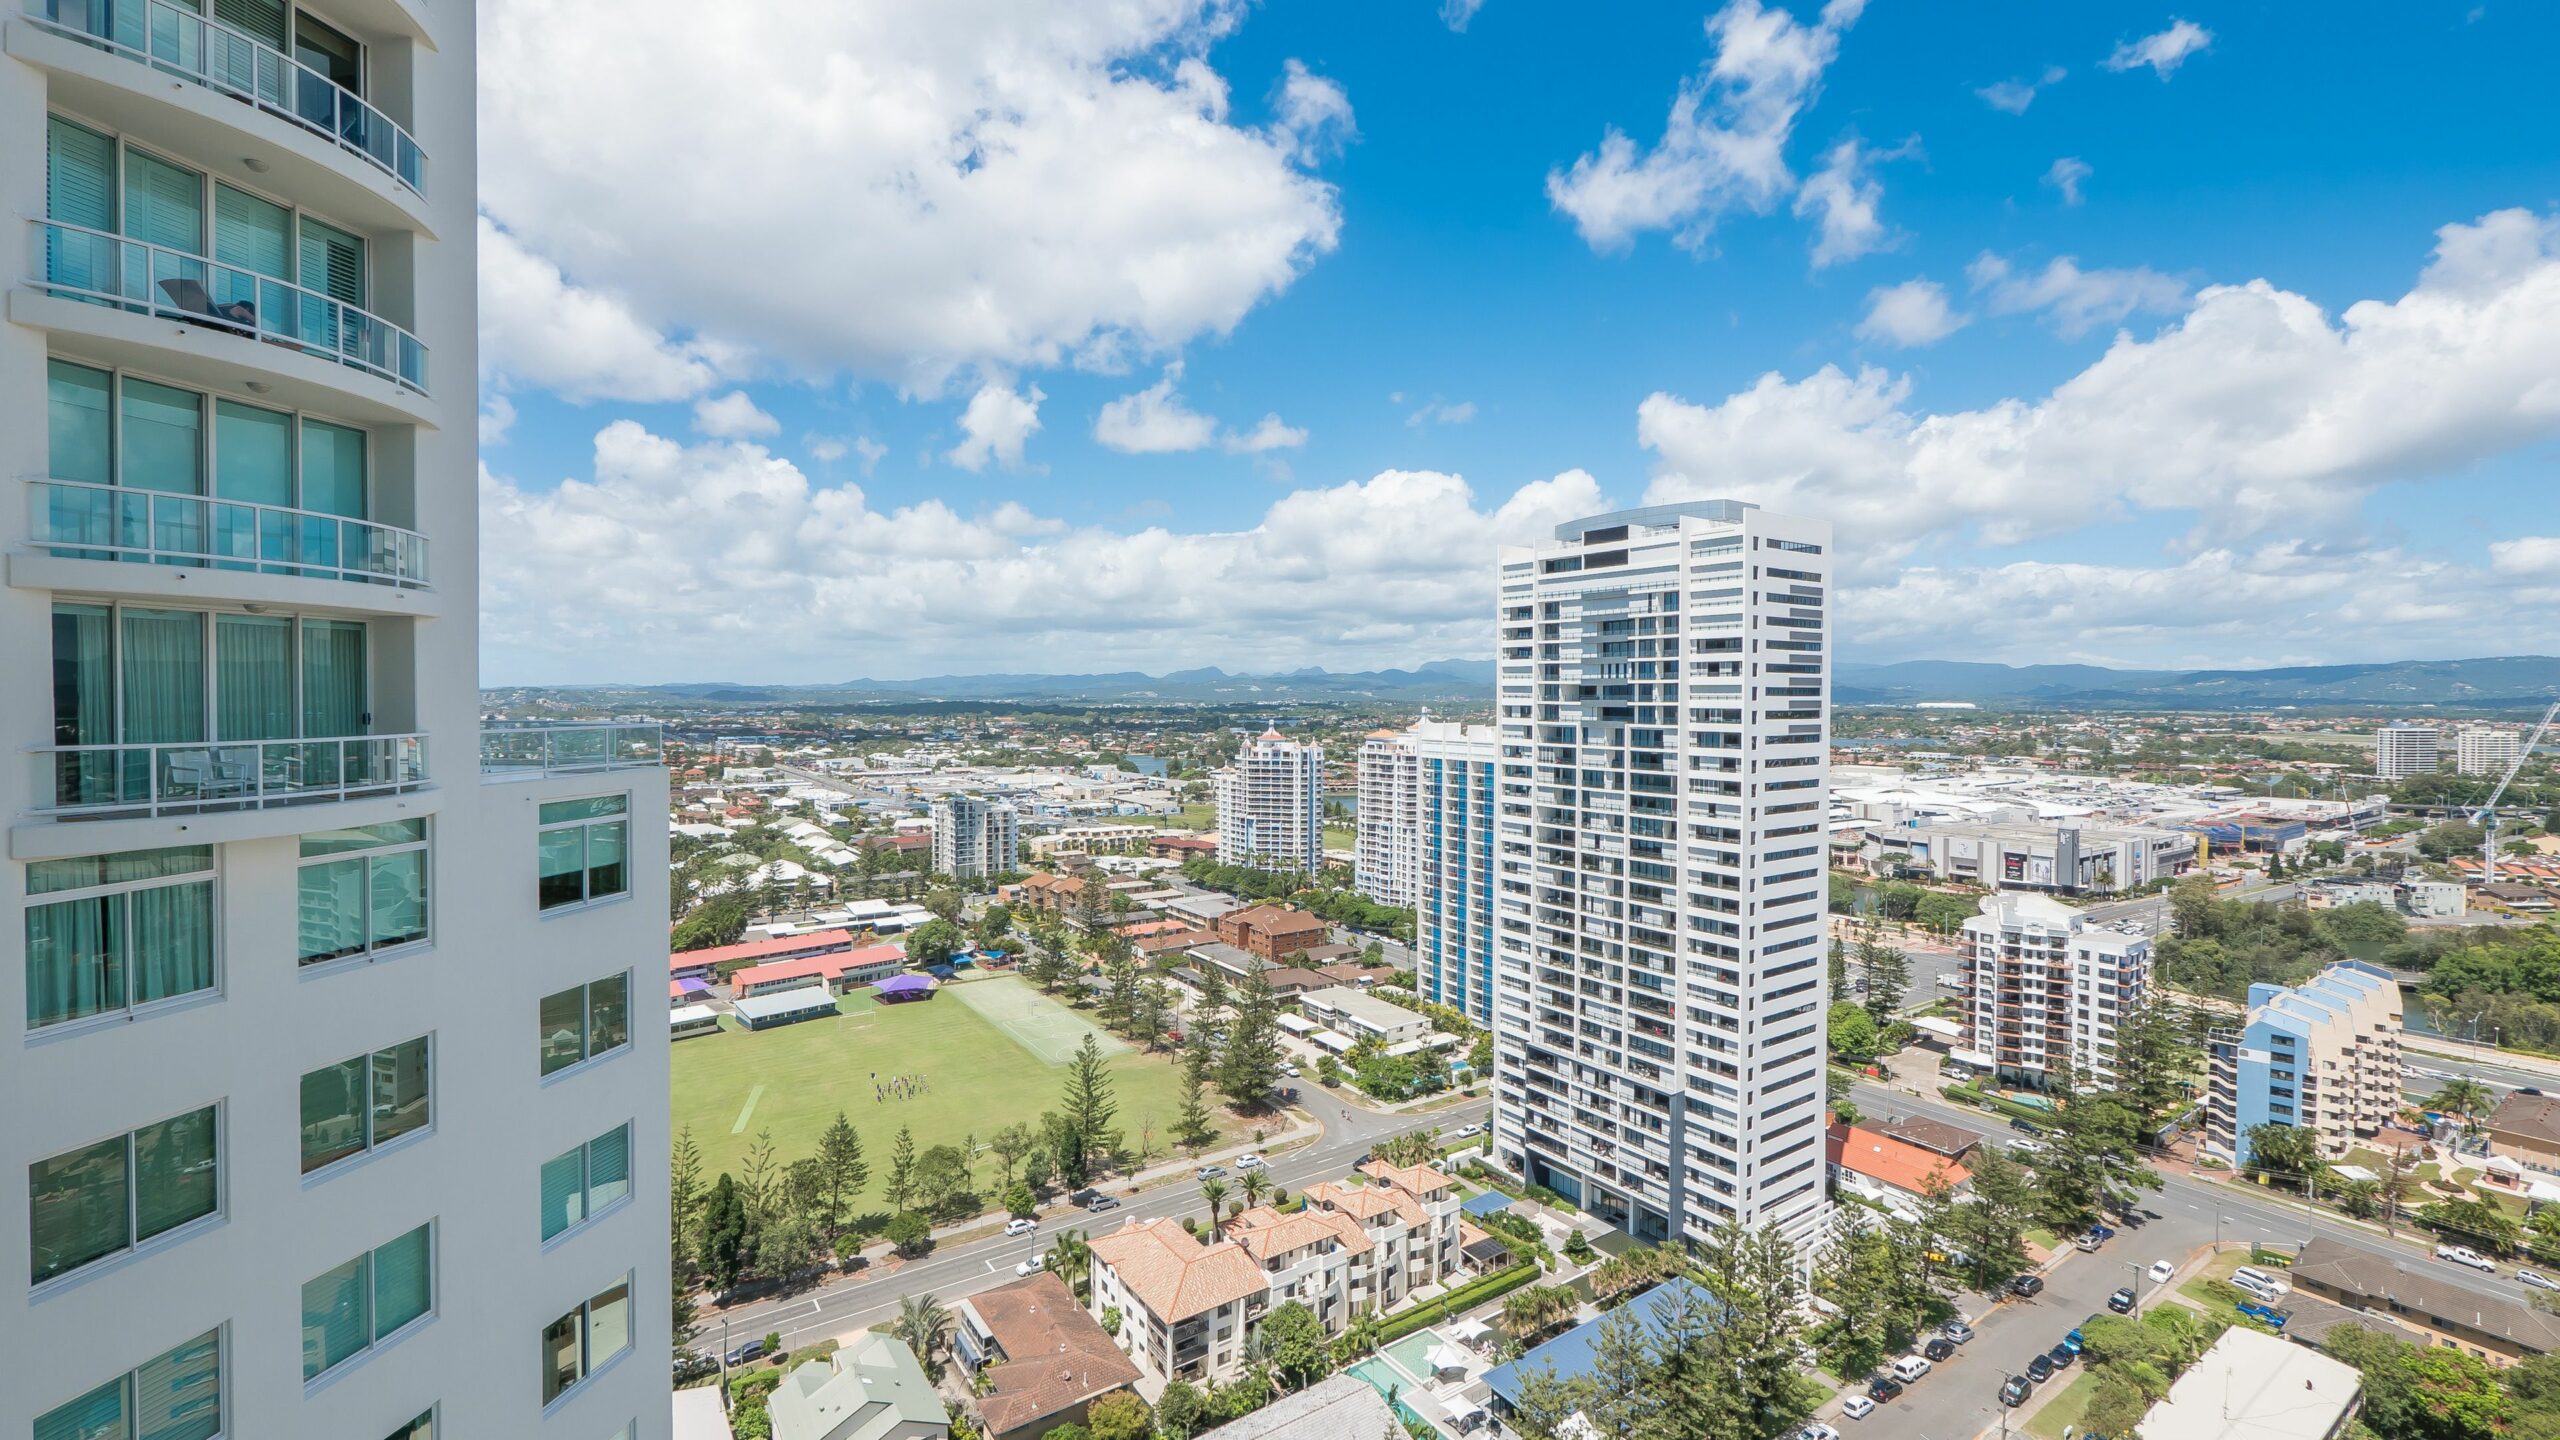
[891,1293,952,1371]
[1200,1179,1230,1237]
[1047,1229,1092,1299]
[2433,1078,2494,1129]
[1238,1169,1272,1211]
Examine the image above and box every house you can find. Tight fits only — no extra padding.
[730,943,908,998]
[1826,1120,1971,1218]
[671,927,857,982]
[1188,1374,1398,1440]
[1151,834,1223,860]
[2289,1236,2560,1365]
[1871,1115,1984,1164]
[767,1332,948,1440]
[2484,1093,2560,1173]
[953,1273,1141,1440]
[2135,1325,2361,1440]
[1133,928,1217,959]
[1212,904,1330,961]
[1296,987,1430,1047]
[1485,1280,1726,1422]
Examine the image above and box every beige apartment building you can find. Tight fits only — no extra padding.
[1955,890,2152,1092]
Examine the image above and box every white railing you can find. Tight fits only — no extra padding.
[481,724,665,777]
[24,0,426,196]
[33,733,428,817]
[27,478,429,587]
[31,219,429,394]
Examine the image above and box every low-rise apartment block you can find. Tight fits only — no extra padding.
[1213,903,1330,960]
[2206,961,2402,1166]
[1956,890,2152,1092]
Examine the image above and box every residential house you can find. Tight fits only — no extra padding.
[1826,1121,1971,1219]
[2289,1236,2560,1365]
[953,1273,1141,1440]
[2485,1093,2560,1173]
[1213,903,1331,961]
[767,1332,949,1440]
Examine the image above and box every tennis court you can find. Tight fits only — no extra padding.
[946,975,1128,1065]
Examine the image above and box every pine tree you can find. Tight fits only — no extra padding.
[697,1173,749,1291]
[1827,937,1848,999]
[1173,1066,1217,1155]
[816,1112,869,1234]
[1062,1035,1123,1176]
[671,1125,705,1262]
[884,1125,918,1213]
[1857,938,1909,1027]
[1217,971,1286,1110]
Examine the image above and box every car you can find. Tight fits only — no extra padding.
[2060,1328,2085,1356]
[1999,1375,2034,1408]
[1085,1195,1121,1212]
[2525,1087,2547,1097]
[2088,1223,2117,1242]
[1069,1187,1102,1207]
[1235,1153,1267,1170]
[1004,1218,1038,1238]
[673,1350,718,1383]
[2023,1354,2055,1384]
[1196,1165,1227,1180]
[2010,1274,2045,1298]
[1799,1426,1842,1440]
[1940,1320,1975,1345]
[2524,1270,2560,1292]
[724,1338,766,1366]
[1282,1064,1302,1078]
[1839,1395,1876,1421]
[1889,1355,1932,1383]
[2236,1301,2292,1330]
[1922,1338,1957,1362]
[1450,1123,1484,1140]
[2148,1259,2177,1284]
[2008,1117,2043,1135]
[1866,1376,1903,1404]
[2107,1286,2137,1313]
[2075,1233,2104,1253]
[2045,1343,2077,1371]
[2436,1244,2498,1273]
[1014,1256,1046,1277]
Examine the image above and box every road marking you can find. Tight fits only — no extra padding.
[730,1084,765,1134]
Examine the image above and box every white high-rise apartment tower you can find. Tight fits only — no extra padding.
[1355,728,1423,905]
[1490,502,1832,1250]
[2456,726,2523,778]
[1216,730,1323,874]
[2374,724,2439,779]
[932,793,1019,879]
[3,5,672,1437]
[1356,721,1501,1019]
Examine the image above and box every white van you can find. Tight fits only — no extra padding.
[1890,1355,1933,1383]
[2231,1267,2289,1300]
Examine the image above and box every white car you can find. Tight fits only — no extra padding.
[1839,1396,1876,1421]
[1004,1217,1037,1238]
[1282,1064,1302,1078]
[1800,1426,1842,1440]
[1014,1256,1046,1277]
[2523,1270,2560,1292]
[1450,1123,1483,1141]
[1235,1153,1267,1170]
[2436,1244,2499,1273]
[2147,1259,2176,1284]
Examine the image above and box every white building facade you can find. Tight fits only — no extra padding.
[1353,729,1422,906]
[1410,723,1500,1024]
[1956,891,2153,1092]
[1489,502,1833,1251]
[1215,730,1323,874]
[2,5,671,1436]
[931,793,1019,879]
[2456,726,2524,778]
[2374,724,2440,780]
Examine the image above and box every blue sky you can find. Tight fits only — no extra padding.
[474,0,2560,685]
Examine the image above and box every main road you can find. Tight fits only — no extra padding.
[694,1087,1492,1355]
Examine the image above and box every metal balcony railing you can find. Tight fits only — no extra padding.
[33,733,428,817]
[27,478,429,587]
[480,723,664,777]
[25,0,426,196]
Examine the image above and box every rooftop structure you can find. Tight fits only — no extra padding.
[767,1332,948,1440]
[2135,1325,2361,1440]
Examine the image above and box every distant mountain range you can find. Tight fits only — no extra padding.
[1835,656,2560,710]
[557,659,1501,706]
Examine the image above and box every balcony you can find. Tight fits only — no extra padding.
[25,479,428,588]
[31,733,427,818]
[20,0,424,197]
[481,724,665,779]
[30,220,427,396]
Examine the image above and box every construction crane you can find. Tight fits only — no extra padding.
[2476,699,2560,884]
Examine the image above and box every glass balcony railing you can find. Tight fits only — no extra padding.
[24,0,426,196]
[31,219,429,394]
[34,733,428,817]
[28,479,429,587]
[480,724,665,777]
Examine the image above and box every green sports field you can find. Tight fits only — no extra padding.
[671,975,1228,1201]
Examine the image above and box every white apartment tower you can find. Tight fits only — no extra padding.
[1489,502,1832,1251]
[2374,724,2439,780]
[2456,726,2523,778]
[1215,730,1323,874]
[1354,729,1422,906]
[931,793,1019,879]
[3,5,672,1438]
[1956,891,2153,1092]
[1360,721,1503,1023]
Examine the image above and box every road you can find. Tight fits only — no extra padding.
[694,1089,1492,1355]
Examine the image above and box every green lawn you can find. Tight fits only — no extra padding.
[1171,803,1218,831]
[1323,825,1357,852]
[673,977,1242,1202]
[2026,1369,2100,1440]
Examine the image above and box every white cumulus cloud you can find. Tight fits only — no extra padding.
[2105,18,2212,79]
[1968,252,2188,338]
[1094,364,1221,454]
[1223,414,1309,453]
[478,394,516,445]
[2044,156,2092,206]
[1857,279,1968,347]
[947,382,1046,472]
[1794,136,1911,269]
[1272,60,1357,164]
[1407,400,1479,428]
[477,218,736,403]
[692,391,780,439]
[1547,0,1865,253]
[1977,65,2066,115]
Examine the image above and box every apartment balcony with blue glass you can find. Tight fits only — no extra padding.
[10,0,435,234]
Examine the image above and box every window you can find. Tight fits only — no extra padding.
[298,820,428,965]
[542,1276,635,1405]
[33,1327,222,1440]
[383,1412,435,1440]
[29,1105,219,1285]
[299,1037,430,1174]
[541,1124,634,1242]
[302,1222,433,1381]
[539,796,629,910]
[25,845,216,1030]
[540,973,632,1076]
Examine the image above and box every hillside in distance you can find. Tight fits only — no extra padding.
[1837,656,2560,709]
[491,660,1499,708]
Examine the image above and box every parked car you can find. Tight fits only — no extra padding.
[2045,1343,2077,1371]
[1014,1256,1046,1277]
[725,1338,766,1366]
[2023,1354,2055,1384]
[1799,1425,1842,1440]
[2523,1270,2560,1292]
[1195,1165,1227,1180]
[1866,1376,1903,1404]
[1889,1355,1932,1383]
[1922,1338,1957,1362]
[2010,1274,2044,1298]
[2436,1244,2498,1273]
[1282,1064,1302,1078]
[673,1350,717,1384]
[1839,1396,1876,1421]
[1069,1187,1102,1207]
[2107,1286,2137,1313]
[2231,1266,2291,1298]
[1235,1153,1267,1170]
[1450,1123,1484,1140]
[1085,1195,1121,1212]
[1940,1320,1975,1345]
[2060,1328,2085,1356]
[2147,1259,2177,1284]
[1999,1375,2034,1408]
[1004,1217,1038,1238]
[2236,1301,2292,1329]
[2007,1117,2042,1134]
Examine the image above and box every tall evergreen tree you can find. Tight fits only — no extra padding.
[1857,939,1909,1026]
[1062,1035,1123,1176]
[2109,995,2202,1136]
[1827,937,1848,1000]
[884,1125,918,1213]
[1173,1066,1217,1155]
[671,1125,705,1262]
[816,1112,869,1233]
[697,1173,749,1291]
[1218,971,1287,1109]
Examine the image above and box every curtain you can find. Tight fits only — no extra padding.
[370,1038,429,1145]
[52,605,116,807]
[25,896,119,1029]
[44,118,115,299]
[539,1149,586,1241]
[122,380,203,497]
[587,1126,631,1212]
[538,828,586,910]
[297,857,364,964]
[214,401,294,571]
[121,610,206,746]
[371,1225,432,1335]
[131,1107,218,1241]
[32,1376,124,1440]
[46,362,116,562]
[130,881,215,1006]
[370,849,426,949]
[301,1255,370,1381]
[300,619,366,739]
[299,1057,366,1171]
[215,614,292,741]
[29,1135,130,1285]
[130,1329,222,1440]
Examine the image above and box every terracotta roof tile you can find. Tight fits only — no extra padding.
[964,1272,1142,1438]
[1087,1218,1268,1322]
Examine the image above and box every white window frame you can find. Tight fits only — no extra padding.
[540,1121,635,1248]
[295,818,431,972]
[23,844,222,1037]
[302,1219,436,1390]
[541,1272,636,1411]
[29,1101,226,1295]
[537,794,632,913]
[297,1034,434,1180]
[538,970,633,1082]
[31,1324,227,1439]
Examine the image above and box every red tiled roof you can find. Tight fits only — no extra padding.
[733,943,905,989]
[671,928,856,973]
[1826,1122,1970,1195]
[1087,1218,1267,1322]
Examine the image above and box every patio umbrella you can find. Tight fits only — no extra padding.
[1447,1319,1492,1344]
[1426,1343,1471,1374]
